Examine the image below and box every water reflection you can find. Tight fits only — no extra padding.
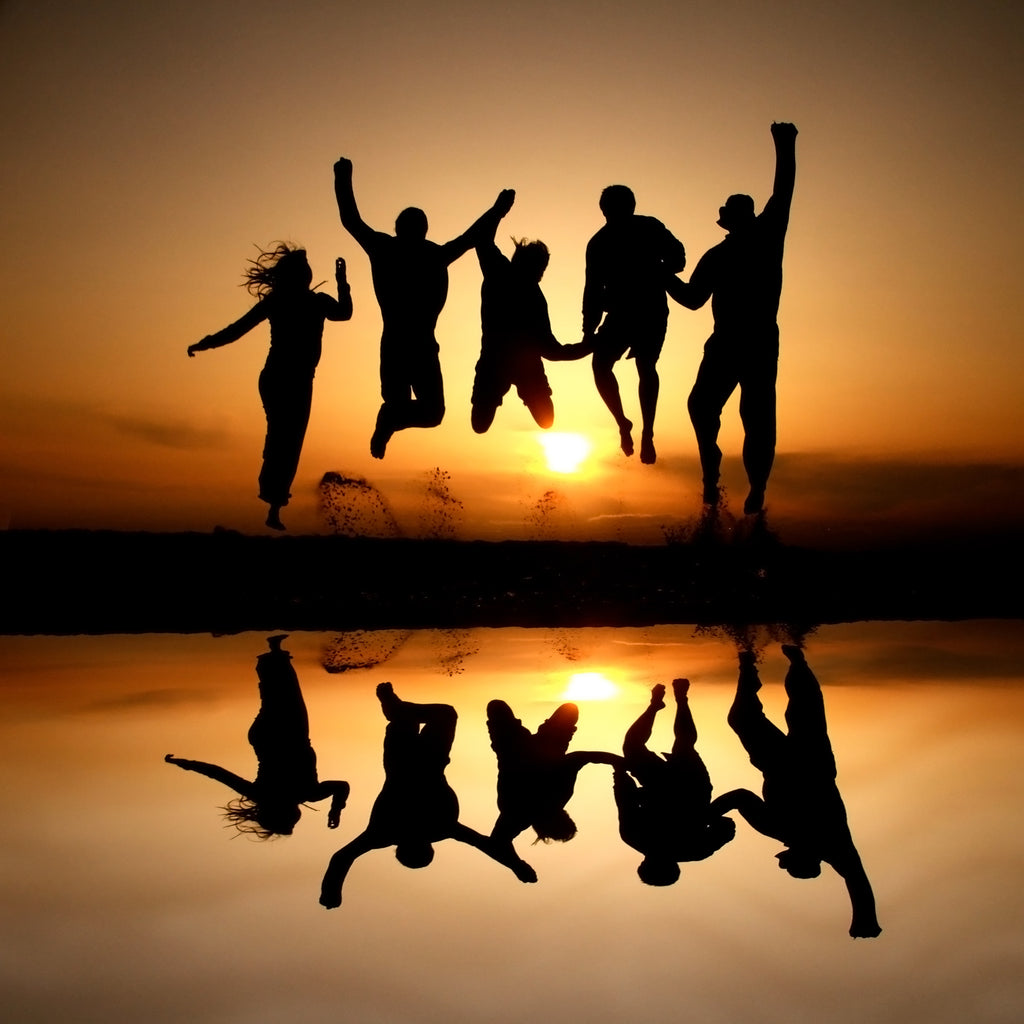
[717,647,880,937]
[3,623,1023,1023]
[164,634,350,836]
[319,683,536,909]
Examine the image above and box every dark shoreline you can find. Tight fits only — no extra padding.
[1,528,1020,635]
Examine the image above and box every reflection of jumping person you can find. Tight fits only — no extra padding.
[472,195,592,433]
[667,123,797,514]
[319,684,536,909]
[614,680,736,885]
[583,185,687,464]
[187,245,351,530]
[165,635,349,837]
[487,700,618,844]
[715,646,881,938]
[333,157,514,458]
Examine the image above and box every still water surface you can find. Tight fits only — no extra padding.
[2,621,1022,1023]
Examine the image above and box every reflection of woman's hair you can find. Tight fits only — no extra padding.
[242,242,308,299]
[222,796,302,839]
[532,808,577,844]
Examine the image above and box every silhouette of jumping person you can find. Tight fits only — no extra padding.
[486,699,619,844]
[666,123,798,514]
[614,680,736,885]
[165,634,349,837]
[714,646,881,938]
[583,185,687,464]
[333,157,514,458]
[472,195,593,433]
[319,683,537,908]
[188,245,352,530]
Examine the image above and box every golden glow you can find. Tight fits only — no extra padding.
[538,433,592,474]
[562,671,618,701]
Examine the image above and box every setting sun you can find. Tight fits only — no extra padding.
[538,433,592,474]
[562,672,618,701]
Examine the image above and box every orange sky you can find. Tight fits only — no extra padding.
[1,1,1022,540]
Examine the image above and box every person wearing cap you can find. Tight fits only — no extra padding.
[666,122,797,514]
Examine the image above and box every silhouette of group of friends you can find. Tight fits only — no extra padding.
[188,123,798,529]
[167,630,880,939]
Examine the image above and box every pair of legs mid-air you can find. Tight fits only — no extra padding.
[471,358,555,434]
[592,316,665,465]
[370,338,445,459]
[688,330,778,515]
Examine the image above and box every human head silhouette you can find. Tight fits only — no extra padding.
[223,796,302,838]
[395,207,429,240]
[510,239,550,283]
[717,193,756,232]
[599,185,636,222]
[396,841,435,868]
[244,243,312,298]
[637,855,680,886]
[531,807,577,843]
[776,847,822,878]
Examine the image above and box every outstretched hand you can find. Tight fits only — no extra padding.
[335,256,347,278]
[494,188,516,217]
[771,122,798,141]
[334,156,353,178]
[186,345,198,358]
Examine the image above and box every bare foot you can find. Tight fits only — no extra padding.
[672,678,690,699]
[702,482,721,506]
[266,506,286,530]
[650,683,666,710]
[743,487,765,515]
[640,434,656,465]
[370,425,392,460]
[781,644,805,663]
[618,419,634,457]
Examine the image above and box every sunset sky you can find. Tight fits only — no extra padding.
[1,1,1021,542]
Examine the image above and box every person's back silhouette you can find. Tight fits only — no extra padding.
[713,646,881,938]
[188,246,352,529]
[667,122,798,514]
[582,186,686,464]
[333,157,514,458]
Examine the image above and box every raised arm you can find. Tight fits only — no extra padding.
[304,779,351,829]
[164,754,254,798]
[333,157,378,253]
[187,301,268,357]
[444,188,516,265]
[318,256,354,322]
[319,831,380,908]
[767,122,797,216]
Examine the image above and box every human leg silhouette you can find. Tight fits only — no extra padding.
[727,652,786,769]
[668,678,697,756]
[738,345,778,514]
[688,343,739,504]
[258,372,313,528]
[781,646,836,776]
[624,684,665,759]
[636,355,660,464]
[534,702,579,758]
[592,349,633,455]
